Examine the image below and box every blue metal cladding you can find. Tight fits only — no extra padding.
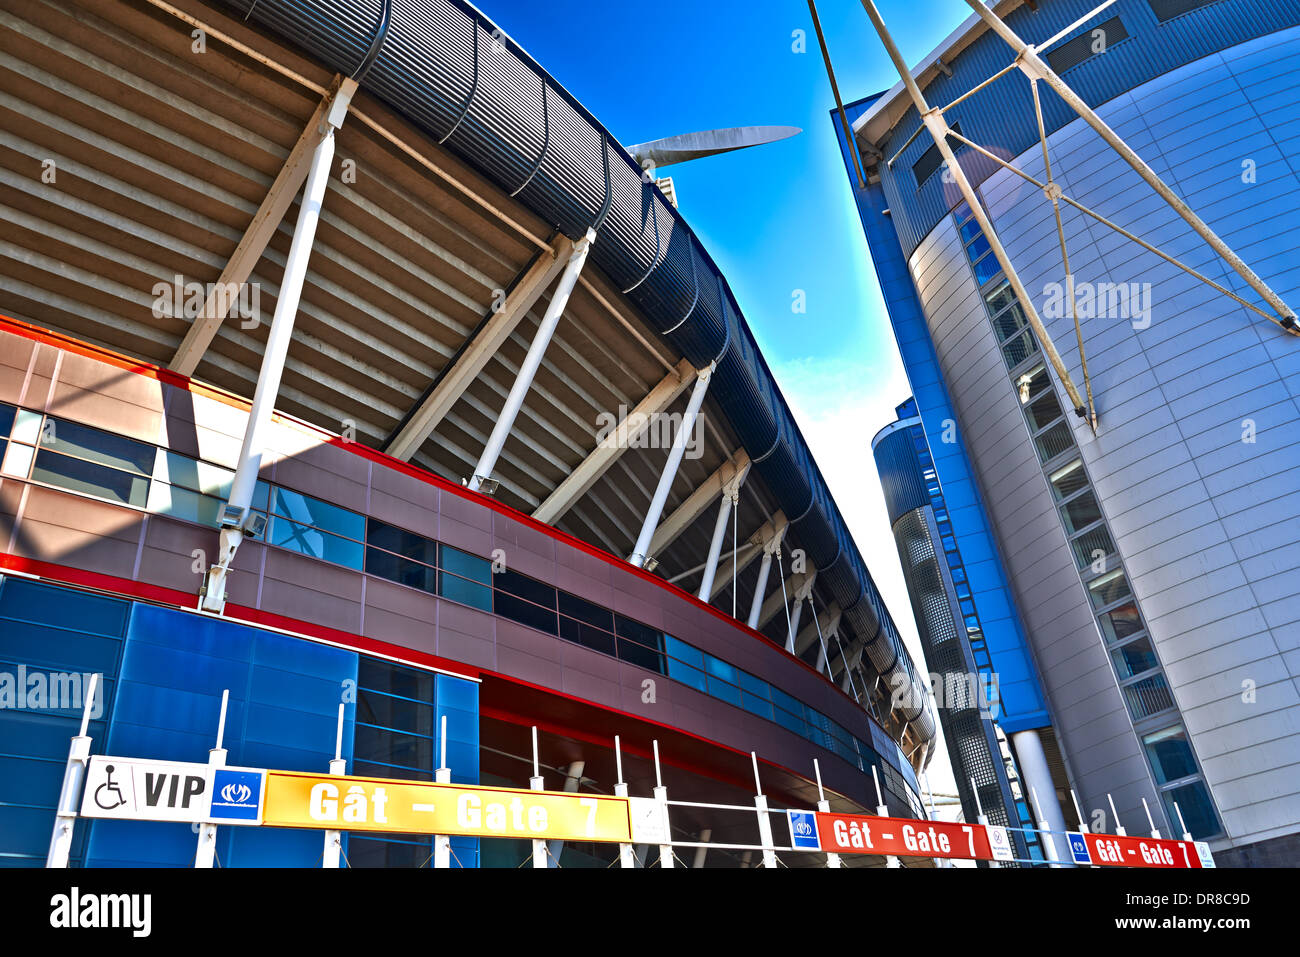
[874,0,1300,257]
[833,97,1052,733]
[873,426,932,524]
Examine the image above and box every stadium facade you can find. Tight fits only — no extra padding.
[0,0,939,867]
[837,0,1300,866]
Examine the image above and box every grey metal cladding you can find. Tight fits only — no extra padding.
[975,27,1300,847]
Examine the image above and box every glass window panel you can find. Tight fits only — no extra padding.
[774,705,806,736]
[984,280,1014,314]
[11,409,43,445]
[707,672,742,706]
[953,199,973,224]
[557,591,613,632]
[31,450,149,507]
[366,548,437,593]
[1048,459,1087,501]
[1026,390,1065,432]
[618,634,664,674]
[1112,636,1159,679]
[366,519,436,567]
[741,691,774,720]
[1000,329,1038,367]
[737,670,769,698]
[439,570,492,612]
[270,487,365,541]
[147,482,223,526]
[958,216,982,244]
[40,417,155,476]
[494,570,556,610]
[1017,365,1050,402]
[1033,421,1075,464]
[357,689,435,736]
[704,655,736,683]
[1098,601,1144,642]
[441,546,491,585]
[664,635,703,668]
[770,687,802,717]
[1142,725,1198,785]
[494,591,558,635]
[1070,524,1115,571]
[992,304,1028,342]
[1088,570,1132,609]
[1060,489,1103,535]
[1122,672,1175,719]
[268,515,364,568]
[666,659,707,693]
[973,252,1003,286]
[965,233,991,264]
[558,616,616,656]
[155,452,233,497]
[1159,779,1220,839]
[1,441,34,478]
[0,403,15,437]
[358,658,434,701]
[353,724,432,770]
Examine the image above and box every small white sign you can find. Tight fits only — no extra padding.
[628,796,669,845]
[986,824,1015,861]
[81,755,212,823]
[1194,841,1216,868]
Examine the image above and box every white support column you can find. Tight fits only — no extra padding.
[1012,729,1071,865]
[199,85,354,613]
[468,229,596,493]
[46,673,98,869]
[652,741,674,868]
[195,690,230,869]
[859,0,1091,420]
[961,0,1297,331]
[697,470,744,600]
[545,760,585,868]
[786,574,817,654]
[629,366,713,568]
[433,715,452,869]
[872,765,900,868]
[529,727,548,869]
[169,77,357,376]
[752,753,778,869]
[692,829,712,869]
[813,760,842,869]
[323,703,346,869]
[746,515,787,628]
[613,736,635,869]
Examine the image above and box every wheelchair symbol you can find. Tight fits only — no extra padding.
[94,764,127,810]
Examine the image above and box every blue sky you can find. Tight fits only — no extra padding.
[480,0,972,800]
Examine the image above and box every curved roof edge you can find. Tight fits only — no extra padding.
[216,0,935,747]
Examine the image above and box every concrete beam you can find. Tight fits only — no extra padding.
[169,75,349,377]
[532,358,695,525]
[646,450,750,560]
[754,569,813,632]
[795,603,841,658]
[385,234,576,461]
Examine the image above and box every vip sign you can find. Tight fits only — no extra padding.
[262,771,633,843]
[80,756,211,823]
[816,811,994,861]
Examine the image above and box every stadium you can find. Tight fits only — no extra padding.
[0,0,941,867]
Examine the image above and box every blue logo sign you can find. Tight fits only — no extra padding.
[787,810,820,850]
[209,768,263,823]
[1067,831,1092,865]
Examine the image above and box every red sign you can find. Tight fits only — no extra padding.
[816,812,993,860]
[1082,832,1202,868]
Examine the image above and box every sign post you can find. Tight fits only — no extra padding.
[195,690,230,868]
[813,759,841,869]
[323,702,346,869]
[433,714,452,869]
[751,753,778,869]
[613,736,635,869]
[45,673,99,869]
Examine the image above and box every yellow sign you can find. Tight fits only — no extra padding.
[262,771,632,843]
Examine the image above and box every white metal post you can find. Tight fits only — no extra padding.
[323,702,346,868]
[815,759,842,869]
[45,672,99,868]
[652,740,673,868]
[751,753,778,869]
[195,689,230,868]
[200,98,349,613]
[434,714,452,868]
[970,775,999,869]
[923,770,949,868]
[529,726,547,869]
[1173,801,1192,842]
[872,765,900,868]
[613,736,636,869]
[468,229,597,492]
[747,549,774,629]
[697,489,735,599]
[858,0,1091,421]
[1142,796,1162,839]
[1108,792,1127,836]
[960,0,1298,331]
[1029,786,1062,867]
[629,366,713,567]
